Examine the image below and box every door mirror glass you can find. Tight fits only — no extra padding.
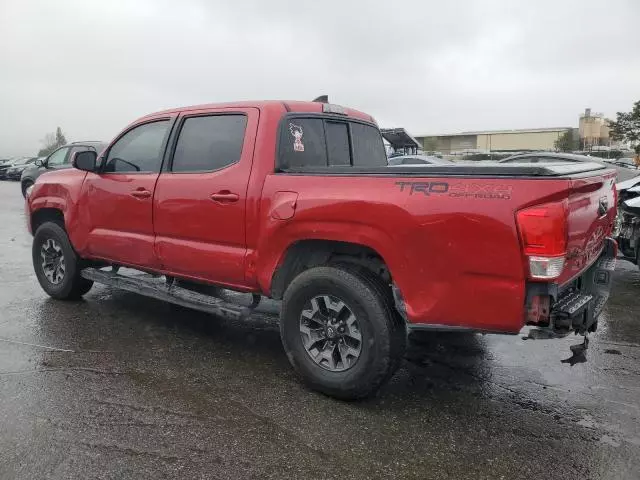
[73,150,97,172]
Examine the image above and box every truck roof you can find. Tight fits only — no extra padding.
[139,100,375,123]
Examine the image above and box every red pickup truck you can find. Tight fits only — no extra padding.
[26,99,618,399]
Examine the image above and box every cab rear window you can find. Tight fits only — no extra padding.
[279,118,327,168]
[278,117,385,169]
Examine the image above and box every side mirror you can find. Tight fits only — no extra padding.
[35,158,45,167]
[72,150,97,172]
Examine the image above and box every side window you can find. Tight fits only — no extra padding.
[351,123,387,167]
[325,121,351,166]
[104,120,170,173]
[172,115,247,173]
[279,118,327,168]
[47,147,69,166]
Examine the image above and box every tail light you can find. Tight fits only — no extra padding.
[516,200,568,280]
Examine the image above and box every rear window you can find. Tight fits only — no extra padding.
[325,121,351,166]
[279,118,327,168]
[278,117,385,169]
[351,123,387,167]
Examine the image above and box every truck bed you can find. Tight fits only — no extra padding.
[261,161,617,333]
[278,161,608,178]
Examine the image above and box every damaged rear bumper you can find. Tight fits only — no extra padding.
[525,237,617,338]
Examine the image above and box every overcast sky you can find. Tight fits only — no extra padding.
[1,0,639,156]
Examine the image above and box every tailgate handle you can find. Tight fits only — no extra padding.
[598,197,608,217]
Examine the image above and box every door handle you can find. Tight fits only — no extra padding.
[130,189,152,199]
[210,191,239,203]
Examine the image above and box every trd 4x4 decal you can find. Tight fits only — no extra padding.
[396,181,513,200]
[395,181,448,195]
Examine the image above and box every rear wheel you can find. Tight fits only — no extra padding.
[21,180,33,198]
[32,222,93,300]
[280,266,405,400]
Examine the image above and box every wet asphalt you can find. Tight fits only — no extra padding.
[1,180,640,480]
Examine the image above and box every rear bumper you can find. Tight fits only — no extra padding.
[526,237,617,335]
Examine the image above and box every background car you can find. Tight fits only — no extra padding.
[0,157,22,179]
[388,154,453,166]
[605,156,640,170]
[5,157,38,180]
[499,152,640,182]
[20,141,106,197]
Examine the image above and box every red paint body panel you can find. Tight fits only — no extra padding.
[153,107,260,287]
[26,100,617,335]
[256,175,562,332]
[559,173,617,284]
[78,172,160,268]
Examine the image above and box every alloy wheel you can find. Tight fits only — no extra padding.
[40,238,65,285]
[299,295,362,372]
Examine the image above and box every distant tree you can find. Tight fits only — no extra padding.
[608,100,640,158]
[55,127,67,147]
[38,127,68,156]
[423,136,438,152]
[554,129,578,152]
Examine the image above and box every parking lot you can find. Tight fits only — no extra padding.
[1,180,640,479]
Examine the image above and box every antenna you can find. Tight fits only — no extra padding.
[312,95,329,103]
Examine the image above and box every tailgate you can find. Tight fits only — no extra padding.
[559,171,617,285]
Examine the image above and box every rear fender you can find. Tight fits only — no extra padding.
[254,220,404,297]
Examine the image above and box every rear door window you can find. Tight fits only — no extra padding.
[172,115,247,172]
[279,118,327,168]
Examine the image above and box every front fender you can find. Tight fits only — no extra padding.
[27,170,88,249]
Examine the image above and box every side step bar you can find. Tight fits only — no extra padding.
[81,268,259,321]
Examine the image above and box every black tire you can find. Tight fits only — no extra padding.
[32,221,93,300]
[21,180,33,198]
[280,266,406,400]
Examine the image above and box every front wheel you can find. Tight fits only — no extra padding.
[280,266,405,400]
[32,222,93,300]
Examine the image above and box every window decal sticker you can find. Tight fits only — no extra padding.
[289,123,304,152]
